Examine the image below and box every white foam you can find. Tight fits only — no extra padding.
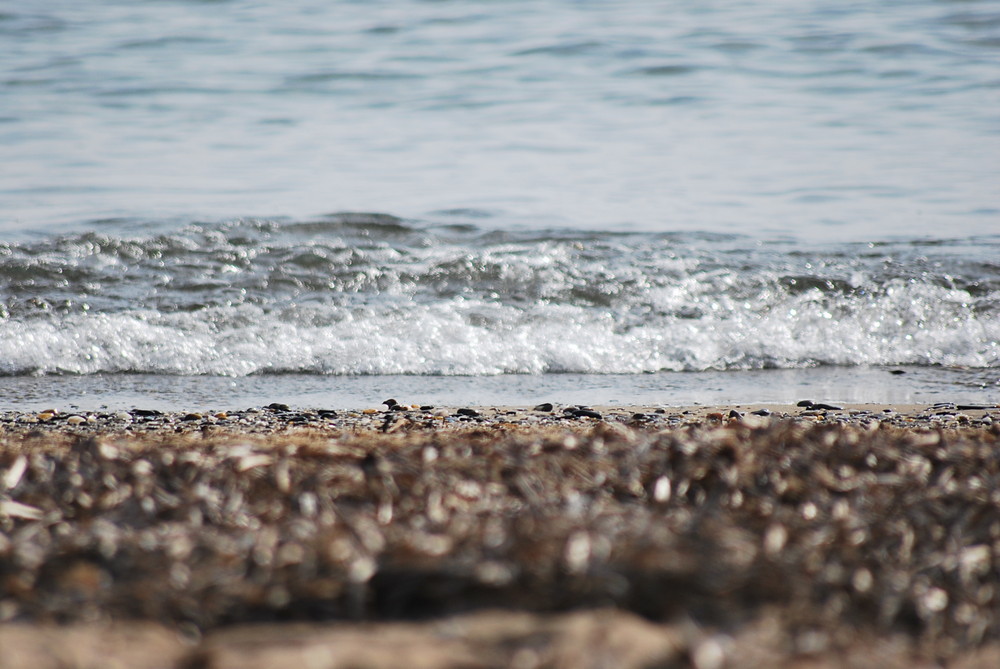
[2,275,996,376]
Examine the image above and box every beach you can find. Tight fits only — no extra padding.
[5,1,999,666]
[2,402,999,668]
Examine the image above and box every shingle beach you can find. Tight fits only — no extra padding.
[2,402,1000,668]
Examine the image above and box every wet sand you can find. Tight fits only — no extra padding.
[2,403,999,668]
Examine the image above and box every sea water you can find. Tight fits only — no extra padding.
[1,1,998,410]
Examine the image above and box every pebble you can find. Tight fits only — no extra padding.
[0,403,995,440]
[0,399,997,649]
[796,400,843,411]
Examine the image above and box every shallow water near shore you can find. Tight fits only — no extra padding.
[0,365,995,412]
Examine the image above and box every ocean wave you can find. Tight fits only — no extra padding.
[1,218,997,376]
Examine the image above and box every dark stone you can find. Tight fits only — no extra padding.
[267,403,290,412]
[958,405,994,410]
[631,413,647,420]
[420,405,434,411]
[811,403,842,411]
[889,369,906,375]
[456,408,479,417]
[383,398,398,408]
[182,413,202,421]
[572,409,602,420]
[133,409,163,417]
[750,408,771,416]
[533,403,554,412]
[796,400,813,407]
[318,410,338,418]
[728,410,742,419]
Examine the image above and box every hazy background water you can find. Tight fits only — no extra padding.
[1,0,998,410]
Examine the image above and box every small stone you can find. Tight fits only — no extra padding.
[382,398,398,408]
[764,523,788,556]
[533,403,553,412]
[572,409,602,419]
[66,415,86,425]
[3,455,27,490]
[456,408,480,417]
[267,403,290,412]
[853,567,873,593]
[653,476,671,503]
[691,637,726,669]
[0,499,45,521]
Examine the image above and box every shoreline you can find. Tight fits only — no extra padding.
[3,366,995,415]
[2,403,1000,667]
[3,401,997,436]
